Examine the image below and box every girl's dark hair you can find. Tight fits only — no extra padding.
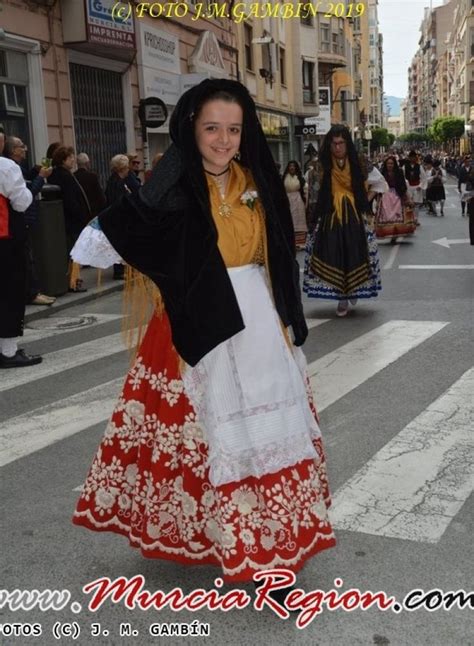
[52,145,75,168]
[381,154,407,197]
[318,124,369,214]
[192,90,246,130]
[282,160,305,202]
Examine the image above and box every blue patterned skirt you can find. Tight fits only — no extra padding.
[303,220,382,301]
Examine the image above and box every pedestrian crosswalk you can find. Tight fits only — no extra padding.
[330,367,474,543]
[0,331,128,394]
[0,378,123,467]
[1,314,472,546]
[22,313,123,343]
[308,320,448,412]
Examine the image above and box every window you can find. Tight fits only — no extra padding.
[320,24,330,52]
[302,61,315,103]
[279,47,286,86]
[332,32,339,54]
[300,12,312,26]
[1,83,26,114]
[0,52,6,78]
[244,24,253,71]
[339,28,345,56]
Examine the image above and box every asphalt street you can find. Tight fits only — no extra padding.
[0,179,473,646]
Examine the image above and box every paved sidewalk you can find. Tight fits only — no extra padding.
[25,266,124,323]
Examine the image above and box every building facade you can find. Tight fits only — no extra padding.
[405,0,471,144]
[368,0,384,128]
[236,9,319,167]
[0,0,238,183]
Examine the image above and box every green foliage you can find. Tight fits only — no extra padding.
[398,132,425,144]
[429,117,464,142]
[370,127,390,149]
[387,133,396,146]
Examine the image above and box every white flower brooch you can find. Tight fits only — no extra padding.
[240,190,258,210]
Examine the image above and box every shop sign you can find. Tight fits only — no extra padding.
[304,87,331,135]
[138,23,180,74]
[142,67,181,105]
[295,125,317,136]
[86,0,136,49]
[138,97,168,129]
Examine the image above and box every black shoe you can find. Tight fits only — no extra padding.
[0,349,43,368]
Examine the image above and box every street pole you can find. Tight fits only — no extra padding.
[142,124,150,172]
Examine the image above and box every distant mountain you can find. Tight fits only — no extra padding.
[385,96,403,117]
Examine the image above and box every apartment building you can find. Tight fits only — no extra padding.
[0,0,238,182]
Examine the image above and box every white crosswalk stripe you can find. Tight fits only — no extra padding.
[330,367,474,543]
[0,331,129,394]
[0,378,123,467]
[308,320,448,412]
[306,318,330,330]
[23,313,123,343]
[1,317,472,546]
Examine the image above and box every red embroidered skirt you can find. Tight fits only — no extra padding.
[73,313,336,582]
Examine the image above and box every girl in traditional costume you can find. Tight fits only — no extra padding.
[403,151,426,225]
[303,125,382,318]
[71,80,335,595]
[425,159,446,216]
[282,160,307,250]
[375,155,416,242]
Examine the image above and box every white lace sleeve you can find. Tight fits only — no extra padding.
[71,224,123,269]
[368,167,389,194]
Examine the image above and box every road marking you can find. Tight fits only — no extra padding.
[432,237,470,248]
[330,367,474,543]
[306,318,330,330]
[383,243,400,270]
[0,378,123,467]
[399,265,474,269]
[23,313,123,343]
[308,320,448,412]
[0,332,130,394]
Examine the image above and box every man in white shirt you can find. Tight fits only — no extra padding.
[0,128,43,368]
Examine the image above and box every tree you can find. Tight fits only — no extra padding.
[387,133,396,146]
[429,117,464,143]
[399,132,426,144]
[370,127,390,149]
[440,117,464,141]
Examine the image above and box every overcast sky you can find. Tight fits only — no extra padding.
[378,0,446,98]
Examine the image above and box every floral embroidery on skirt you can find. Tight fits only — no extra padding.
[73,313,336,582]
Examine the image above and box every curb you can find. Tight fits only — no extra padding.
[24,282,124,324]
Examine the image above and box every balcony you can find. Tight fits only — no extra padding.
[318,45,346,68]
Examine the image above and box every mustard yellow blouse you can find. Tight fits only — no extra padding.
[206,161,292,349]
[206,161,266,268]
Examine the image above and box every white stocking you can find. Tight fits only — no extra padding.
[0,338,18,358]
